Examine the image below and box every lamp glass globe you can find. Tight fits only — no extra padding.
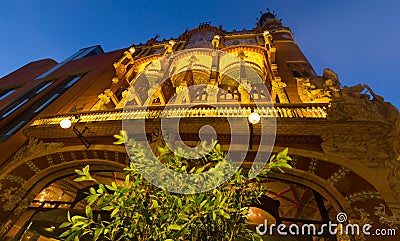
[248,112,261,124]
[60,119,72,129]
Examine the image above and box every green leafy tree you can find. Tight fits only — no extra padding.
[60,132,292,241]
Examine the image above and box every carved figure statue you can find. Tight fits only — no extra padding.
[175,81,190,104]
[164,40,175,56]
[238,82,252,103]
[263,30,273,49]
[211,35,220,49]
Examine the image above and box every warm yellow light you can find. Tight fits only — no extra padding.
[263,30,270,36]
[248,112,261,124]
[112,77,119,84]
[60,118,72,129]
[128,47,135,54]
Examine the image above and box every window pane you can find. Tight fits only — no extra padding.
[2,98,29,118]
[35,82,53,94]
[65,76,82,89]
[34,94,59,113]
[0,89,16,101]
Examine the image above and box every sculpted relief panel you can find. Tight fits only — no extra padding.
[322,80,400,201]
[296,68,340,103]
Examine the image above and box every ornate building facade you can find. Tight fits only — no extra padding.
[0,11,399,240]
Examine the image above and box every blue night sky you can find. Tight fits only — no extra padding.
[0,0,399,108]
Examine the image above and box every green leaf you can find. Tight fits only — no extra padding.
[168,224,182,231]
[196,194,205,204]
[152,199,159,209]
[83,165,90,174]
[59,221,71,229]
[276,151,282,160]
[86,205,93,219]
[125,174,130,186]
[89,187,96,195]
[219,210,230,219]
[102,206,114,211]
[177,198,182,208]
[216,143,221,153]
[60,229,72,238]
[99,184,106,192]
[75,169,84,175]
[281,163,292,169]
[110,207,119,217]
[97,214,102,223]
[113,130,127,145]
[281,147,288,157]
[199,200,207,209]
[93,228,103,240]
[74,176,94,182]
[71,215,86,223]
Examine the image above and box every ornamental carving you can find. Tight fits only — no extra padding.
[13,198,29,215]
[321,133,389,168]
[205,85,218,104]
[211,35,220,49]
[115,90,135,109]
[326,84,394,122]
[114,49,135,78]
[98,92,111,105]
[0,220,12,237]
[174,82,190,104]
[94,89,117,110]
[0,187,21,212]
[271,78,289,103]
[324,82,400,201]
[263,30,273,49]
[375,204,400,230]
[296,68,340,103]
[345,208,373,241]
[238,82,252,104]
[12,138,64,165]
[164,40,175,56]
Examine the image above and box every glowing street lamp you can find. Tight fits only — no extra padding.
[248,112,260,150]
[248,112,261,124]
[60,118,72,129]
[59,116,91,148]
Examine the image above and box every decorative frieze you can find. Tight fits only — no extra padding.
[324,83,400,201]
[11,138,63,166]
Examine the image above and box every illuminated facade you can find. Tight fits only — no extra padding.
[0,11,399,240]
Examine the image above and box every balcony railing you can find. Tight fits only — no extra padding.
[30,104,329,126]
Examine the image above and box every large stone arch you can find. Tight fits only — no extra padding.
[266,167,352,215]
[1,142,395,240]
[283,147,395,208]
[0,144,129,236]
[273,147,396,238]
